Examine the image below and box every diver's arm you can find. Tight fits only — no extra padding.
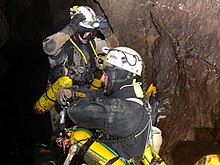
[42,13,85,56]
[42,31,70,56]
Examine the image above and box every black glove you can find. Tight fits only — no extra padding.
[69,13,86,30]
[61,13,86,36]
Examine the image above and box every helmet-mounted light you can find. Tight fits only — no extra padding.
[102,46,143,76]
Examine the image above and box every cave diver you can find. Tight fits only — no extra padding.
[56,46,164,164]
[41,5,116,132]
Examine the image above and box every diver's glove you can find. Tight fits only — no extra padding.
[61,13,86,36]
[56,88,87,105]
[56,89,73,106]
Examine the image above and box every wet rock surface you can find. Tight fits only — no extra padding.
[97,1,220,164]
[0,0,9,47]
[0,0,219,164]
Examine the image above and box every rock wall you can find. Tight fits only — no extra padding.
[0,0,9,47]
[2,0,55,45]
[95,0,220,164]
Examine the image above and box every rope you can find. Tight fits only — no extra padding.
[141,63,156,158]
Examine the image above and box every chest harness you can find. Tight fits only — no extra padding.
[69,37,98,65]
[66,37,98,82]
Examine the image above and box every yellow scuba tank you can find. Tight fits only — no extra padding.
[194,154,220,165]
[142,144,166,165]
[34,76,73,114]
[66,127,166,165]
[66,128,126,165]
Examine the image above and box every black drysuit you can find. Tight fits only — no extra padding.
[67,85,149,163]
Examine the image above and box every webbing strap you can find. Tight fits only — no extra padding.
[105,157,120,165]
[69,37,99,65]
[150,156,164,165]
[89,40,98,58]
[77,132,101,158]
[69,37,88,64]
[77,139,94,158]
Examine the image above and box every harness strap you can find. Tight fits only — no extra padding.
[77,132,101,158]
[105,157,120,165]
[69,37,99,65]
[69,37,88,64]
[150,156,164,165]
[125,98,143,105]
[127,156,143,165]
[63,41,74,67]
[89,40,98,58]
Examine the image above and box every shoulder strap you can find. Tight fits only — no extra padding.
[63,41,74,67]
[106,157,120,165]
[77,132,101,158]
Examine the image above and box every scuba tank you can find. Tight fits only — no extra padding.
[34,70,101,115]
[142,144,166,165]
[34,76,73,114]
[63,127,166,165]
[64,128,126,165]
[194,154,220,165]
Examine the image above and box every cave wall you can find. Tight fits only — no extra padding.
[3,0,55,45]
[100,0,219,164]
[0,0,220,164]
[148,1,220,164]
[0,0,9,47]
[96,1,220,164]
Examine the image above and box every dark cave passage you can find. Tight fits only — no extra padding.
[0,44,52,164]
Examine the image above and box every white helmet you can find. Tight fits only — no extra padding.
[70,6,100,29]
[102,46,143,76]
